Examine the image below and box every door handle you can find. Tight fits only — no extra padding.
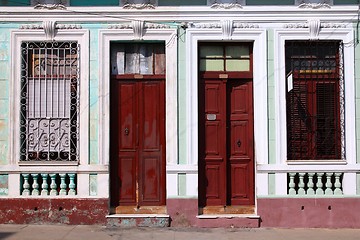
[237,140,241,147]
[124,127,129,136]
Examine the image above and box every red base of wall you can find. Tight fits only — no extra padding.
[3,198,360,228]
[167,199,260,228]
[0,198,108,225]
[258,198,360,228]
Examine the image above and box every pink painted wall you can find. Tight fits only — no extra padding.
[258,198,360,228]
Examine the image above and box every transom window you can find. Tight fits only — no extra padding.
[199,43,252,72]
[20,41,79,161]
[285,41,344,160]
[110,43,165,75]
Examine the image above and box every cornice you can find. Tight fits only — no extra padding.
[0,6,358,23]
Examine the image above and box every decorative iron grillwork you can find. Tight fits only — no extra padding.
[285,41,345,160]
[20,41,79,161]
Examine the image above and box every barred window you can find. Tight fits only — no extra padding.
[20,41,79,161]
[285,41,344,160]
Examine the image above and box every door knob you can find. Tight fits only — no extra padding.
[237,140,241,147]
[124,127,129,136]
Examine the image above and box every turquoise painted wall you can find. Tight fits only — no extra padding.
[83,24,102,165]
[0,26,11,165]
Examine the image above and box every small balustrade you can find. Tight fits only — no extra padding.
[21,173,77,196]
[288,172,343,196]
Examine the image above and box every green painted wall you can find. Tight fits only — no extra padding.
[355,24,360,164]
[267,29,276,165]
[178,28,187,165]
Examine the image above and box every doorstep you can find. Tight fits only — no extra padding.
[106,214,170,227]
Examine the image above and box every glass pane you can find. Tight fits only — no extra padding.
[139,45,153,74]
[200,59,224,71]
[226,59,250,71]
[226,45,250,59]
[200,46,223,58]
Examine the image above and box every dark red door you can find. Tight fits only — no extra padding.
[198,43,254,208]
[111,79,166,207]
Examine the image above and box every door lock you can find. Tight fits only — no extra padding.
[124,127,129,136]
[237,140,241,147]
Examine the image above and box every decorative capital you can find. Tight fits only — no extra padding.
[43,21,57,40]
[132,20,145,40]
[221,20,233,39]
[308,19,321,40]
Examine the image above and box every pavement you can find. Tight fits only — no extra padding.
[1,224,360,240]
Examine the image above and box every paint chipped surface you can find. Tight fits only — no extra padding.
[0,199,108,225]
[0,174,8,195]
[107,217,170,228]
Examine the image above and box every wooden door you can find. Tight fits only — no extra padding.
[227,81,254,206]
[110,79,166,208]
[198,43,254,209]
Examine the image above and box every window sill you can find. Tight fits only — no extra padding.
[18,161,79,167]
[286,160,347,165]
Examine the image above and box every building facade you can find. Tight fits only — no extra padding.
[0,0,360,228]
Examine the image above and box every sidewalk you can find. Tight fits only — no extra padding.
[1,224,360,240]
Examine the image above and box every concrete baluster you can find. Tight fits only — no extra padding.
[325,172,334,195]
[49,174,58,196]
[22,174,30,196]
[316,172,324,195]
[307,172,315,195]
[59,173,67,195]
[298,172,306,195]
[68,173,76,195]
[289,173,296,195]
[41,173,49,196]
[31,174,40,195]
[334,173,343,195]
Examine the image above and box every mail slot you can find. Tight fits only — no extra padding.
[207,114,216,121]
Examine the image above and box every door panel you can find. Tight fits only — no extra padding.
[119,83,137,150]
[228,81,254,206]
[141,156,161,203]
[199,79,254,207]
[119,156,137,204]
[141,82,162,151]
[111,79,165,208]
[203,80,226,206]
[205,160,224,206]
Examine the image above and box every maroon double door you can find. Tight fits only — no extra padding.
[199,77,254,208]
[110,77,166,208]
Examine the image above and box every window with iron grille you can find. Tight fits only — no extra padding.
[285,41,344,160]
[20,41,79,161]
